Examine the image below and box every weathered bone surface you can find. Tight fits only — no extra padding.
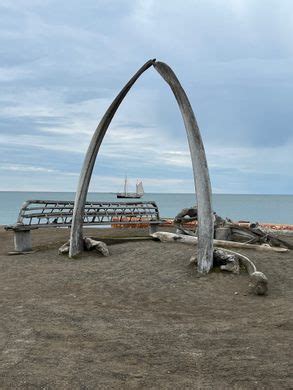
[84,237,109,257]
[174,207,198,223]
[153,61,213,274]
[59,238,109,257]
[151,231,288,252]
[69,59,156,258]
[221,248,268,295]
[249,271,268,296]
[69,60,214,274]
[58,240,70,254]
[213,248,240,274]
[159,232,268,295]
[190,249,239,274]
[176,207,292,250]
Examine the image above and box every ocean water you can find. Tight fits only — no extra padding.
[0,192,292,226]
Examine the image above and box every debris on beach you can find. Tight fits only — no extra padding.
[84,237,109,256]
[153,202,289,295]
[214,248,268,296]
[151,231,288,252]
[152,231,268,295]
[213,248,240,274]
[59,237,109,257]
[174,207,293,250]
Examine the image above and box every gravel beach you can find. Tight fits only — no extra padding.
[0,226,292,389]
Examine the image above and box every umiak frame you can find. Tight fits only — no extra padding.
[69,59,214,274]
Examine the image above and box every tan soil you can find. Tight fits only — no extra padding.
[0,227,292,389]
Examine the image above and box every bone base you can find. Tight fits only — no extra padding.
[84,237,109,256]
[249,271,268,296]
[59,237,109,257]
[214,248,240,274]
[14,230,32,252]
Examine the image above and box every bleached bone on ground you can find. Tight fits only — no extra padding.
[220,248,268,296]
[83,237,109,257]
[59,238,109,257]
[152,231,268,295]
[58,240,70,254]
[213,248,240,274]
[189,249,240,274]
[249,271,268,296]
[189,246,267,295]
[151,231,288,252]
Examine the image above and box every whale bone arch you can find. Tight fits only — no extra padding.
[69,59,214,274]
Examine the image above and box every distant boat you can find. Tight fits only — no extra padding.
[117,176,144,199]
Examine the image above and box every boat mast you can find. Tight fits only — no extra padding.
[124,175,127,195]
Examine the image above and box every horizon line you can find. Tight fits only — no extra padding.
[0,191,292,196]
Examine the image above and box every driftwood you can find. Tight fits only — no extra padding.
[229,224,293,249]
[59,237,109,257]
[151,231,288,252]
[175,207,292,250]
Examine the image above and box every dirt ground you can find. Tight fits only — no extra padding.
[0,226,292,389]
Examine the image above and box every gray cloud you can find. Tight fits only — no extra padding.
[0,0,292,193]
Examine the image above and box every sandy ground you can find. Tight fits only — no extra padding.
[0,226,292,389]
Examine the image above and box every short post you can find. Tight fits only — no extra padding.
[149,222,159,235]
[14,230,32,252]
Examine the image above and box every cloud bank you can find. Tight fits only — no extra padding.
[0,0,292,193]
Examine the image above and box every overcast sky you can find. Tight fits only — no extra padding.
[0,0,292,193]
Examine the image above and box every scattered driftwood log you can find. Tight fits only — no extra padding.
[152,231,268,295]
[174,207,292,250]
[59,237,109,257]
[151,231,288,252]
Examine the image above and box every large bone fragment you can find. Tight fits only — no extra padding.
[69,59,156,258]
[153,232,268,295]
[154,61,214,274]
[151,231,288,252]
[59,238,109,256]
[58,240,70,254]
[213,248,240,274]
[219,248,268,295]
[69,59,214,273]
[84,237,109,256]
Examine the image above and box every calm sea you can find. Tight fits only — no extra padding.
[0,192,292,226]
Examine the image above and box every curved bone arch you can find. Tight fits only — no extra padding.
[69,59,214,274]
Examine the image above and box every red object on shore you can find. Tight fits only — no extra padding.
[111,217,149,229]
[111,216,293,231]
[160,219,293,231]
